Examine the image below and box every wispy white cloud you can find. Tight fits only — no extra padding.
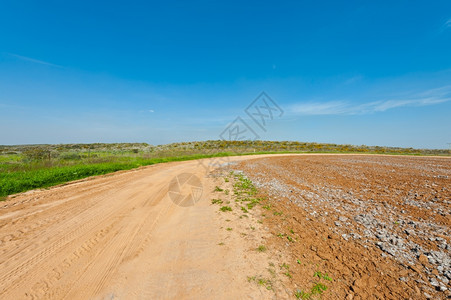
[437,19,451,33]
[138,109,155,113]
[6,53,62,68]
[291,101,349,115]
[289,86,451,116]
[417,84,451,97]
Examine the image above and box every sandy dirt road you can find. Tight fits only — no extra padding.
[0,156,279,300]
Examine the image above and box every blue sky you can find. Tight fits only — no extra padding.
[0,1,450,148]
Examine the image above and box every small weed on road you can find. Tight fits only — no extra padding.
[256,245,266,252]
[219,206,232,212]
[211,198,223,205]
[248,276,272,290]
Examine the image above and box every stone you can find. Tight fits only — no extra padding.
[429,277,439,287]
[438,276,449,285]
[399,277,409,282]
[444,270,451,280]
[418,254,428,265]
[328,233,338,240]
[339,216,348,222]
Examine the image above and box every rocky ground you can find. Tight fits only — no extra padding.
[232,155,450,299]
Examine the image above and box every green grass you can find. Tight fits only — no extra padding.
[280,263,290,270]
[232,173,263,214]
[287,235,295,242]
[219,206,232,212]
[214,186,224,192]
[1,161,140,197]
[311,282,328,295]
[245,198,261,209]
[284,271,292,278]
[256,245,266,252]
[211,198,223,205]
[313,271,332,281]
[267,268,276,277]
[0,152,236,198]
[294,290,311,300]
[247,276,272,290]
[295,271,331,299]
[233,174,257,195]
[294,283,328,299]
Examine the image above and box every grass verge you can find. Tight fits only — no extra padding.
[0,153,234,198]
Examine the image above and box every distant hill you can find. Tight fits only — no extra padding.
[1,140,449,156]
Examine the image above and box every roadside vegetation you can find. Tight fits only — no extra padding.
[294,271,331,299]
[1,140,448,198]
[211,169,337,298]
[0,143,234,198]
[210,168,337,298]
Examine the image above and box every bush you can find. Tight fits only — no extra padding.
[60,153,82,160]
[23,148,51,161]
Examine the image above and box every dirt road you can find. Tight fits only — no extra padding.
[0,156,277,300]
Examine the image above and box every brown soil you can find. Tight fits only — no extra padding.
[235,155,451,299]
